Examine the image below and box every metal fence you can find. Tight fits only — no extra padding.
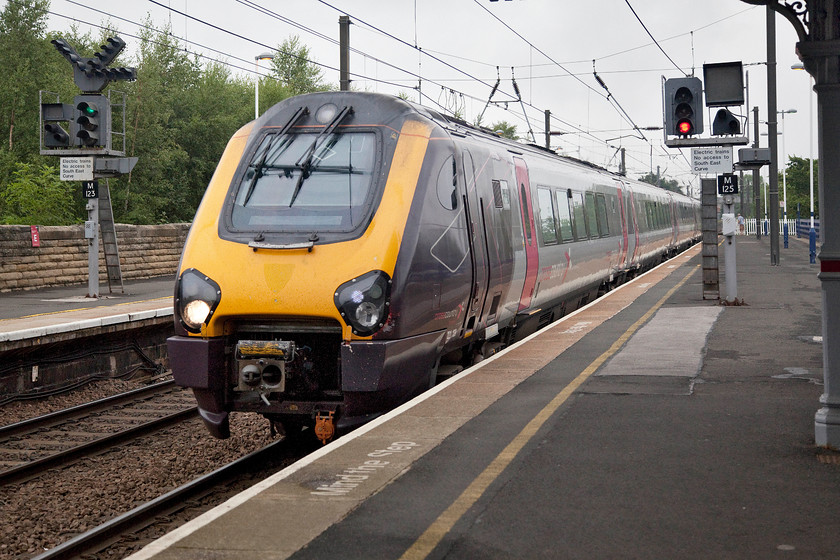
[740,218,820,238]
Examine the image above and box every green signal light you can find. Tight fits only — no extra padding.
[81,104,97,116]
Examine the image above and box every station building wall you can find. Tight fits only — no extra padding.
[0,223,190,292]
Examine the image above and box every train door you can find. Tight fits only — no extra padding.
[668,194,679,246]
[615,181,627,270]
[461,149,490,334]
[626,187,640,266]
[514,157,538,311]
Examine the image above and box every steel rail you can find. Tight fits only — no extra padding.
[0,406,197,486]
[0,379,177,439]
[31,439,289,560]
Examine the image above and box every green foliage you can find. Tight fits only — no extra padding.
[779,156,819,218]
[0,3,343,226]
[109,21,200,223]
[0,0,51,172]
[258,77,293,116]
[0,161,77,225]
[490,121,518,140]
[637,172,681,193]
[269,35,333,96]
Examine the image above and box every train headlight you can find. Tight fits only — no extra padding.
[176,269,222,333]
[334,271,391,336]
[183,300,211,327]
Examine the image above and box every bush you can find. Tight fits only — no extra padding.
[0,162,78,225]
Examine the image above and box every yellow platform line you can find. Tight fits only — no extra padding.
[0,296,171,323]
[400,264,700,560]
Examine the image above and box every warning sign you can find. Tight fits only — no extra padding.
[691,147,733,174]
[60,157,94,181]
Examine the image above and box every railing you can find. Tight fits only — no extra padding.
[741,218,819,237]
[795,219,821,238]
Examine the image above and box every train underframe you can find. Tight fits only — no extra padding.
[168,323,446,442]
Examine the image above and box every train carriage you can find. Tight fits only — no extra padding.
[168,91,700,442]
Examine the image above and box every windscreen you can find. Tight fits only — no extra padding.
[230,130,377,232]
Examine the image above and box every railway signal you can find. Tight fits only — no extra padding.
[704,62,743,137]
[712,108,741,136]
[664,77,703,137]
[51,36,136,93]
[42,37,138,301]
[74,95,110,148]
[40,102,75,148]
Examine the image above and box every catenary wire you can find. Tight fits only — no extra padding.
[623,0,688,76]
[45,0,687,178]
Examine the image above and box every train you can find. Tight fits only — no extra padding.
[167,91,700,443]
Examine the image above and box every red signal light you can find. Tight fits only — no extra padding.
[677,120,693,135]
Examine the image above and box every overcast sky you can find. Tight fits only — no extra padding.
[30,0,813,193]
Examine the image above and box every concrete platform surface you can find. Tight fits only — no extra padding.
[0,277,174,342]
[120,235,838,560]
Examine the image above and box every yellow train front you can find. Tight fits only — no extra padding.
[168,92,479,441]
[168,91,699,443]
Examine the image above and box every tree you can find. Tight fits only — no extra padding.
[0,11,335,226]
[257,76,293,116]
[0,2,95,223]
[779,156,819,218]
[269,35,331,96]
[113,20,255,224]
[113,21,199,223]
[638,172,681,193]
[489,121,518,140]
[0,0,51,182]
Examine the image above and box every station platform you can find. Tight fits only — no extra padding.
[0,277,173,347]
[124,235,837,560]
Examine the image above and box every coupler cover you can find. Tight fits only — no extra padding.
[235,340,295,393]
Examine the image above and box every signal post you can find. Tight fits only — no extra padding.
[718,174,740,303]
[663,62,752,304]
[39,37,137,298]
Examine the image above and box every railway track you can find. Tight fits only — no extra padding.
[31,435,315,560]
[0,380,198,485]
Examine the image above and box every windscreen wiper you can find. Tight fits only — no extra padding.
[288,105,354,208]
[242,106,309,206]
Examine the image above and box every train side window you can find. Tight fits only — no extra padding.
[571,191,588,240]
[520,183,532,244]
[625,195,635,234]
[436,155,458,210]
[498,179,510,209]
[537,187,558,245]
[595,193,610,237]
[636,201,645,232]
[555,189,573,242]
[585,192,598,238]
[492,180,504,208]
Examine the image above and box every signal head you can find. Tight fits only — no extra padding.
[712,108,741,136]
[663,77,704,137]
[78,101,98,118]
[41,102,75,149]
[44,123,71,147]
[677,119,693,135]
[73,95,109,148]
